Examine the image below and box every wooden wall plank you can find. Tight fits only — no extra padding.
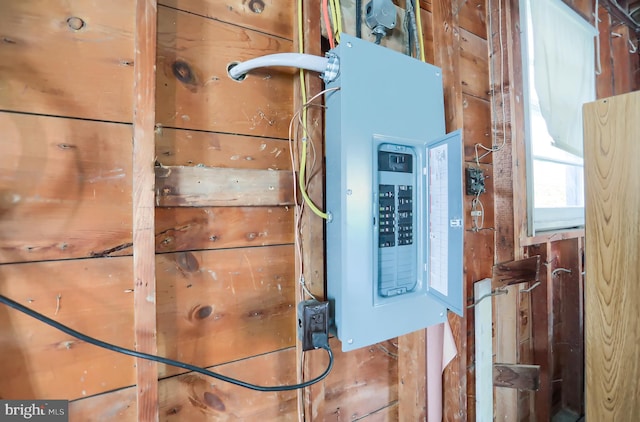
[493,364,540,390]
[0,113,132,264]
[156,246,295,378]
[154,207,294,254]
[155,128,291,170]
[0,257,135,400]
[71,340,399,421]
[0,245,295,400]
[584,92,640,421]
[611,25,634,95]
[459,0,487,39]
[159,0,294,40]
[132,0,158,420]
[421,9,435,64]
[0,0,135,122]
[307,338,399,420]
[596,6,615,99]
[432,0,464,133]
[460,29,490,100]
[462,95,492,163]
[492,256,540,287]
[398,330,426,421]
[71,337,399,421]
[155,166,294,207]
[156,6,294,138]
[70,347,298,421]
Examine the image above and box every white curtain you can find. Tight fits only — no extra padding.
[529,0,596,157]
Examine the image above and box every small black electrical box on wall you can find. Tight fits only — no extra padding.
[465,167,485,196]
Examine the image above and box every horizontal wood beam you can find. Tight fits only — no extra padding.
[493,255,540,287]
[155,166,294,207]
[493,364,540,391]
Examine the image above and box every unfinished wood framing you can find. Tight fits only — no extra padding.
[2,0,639,420]
[132,0,159,420]
[493,364,540,391]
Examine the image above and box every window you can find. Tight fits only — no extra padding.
[520,0,597,234]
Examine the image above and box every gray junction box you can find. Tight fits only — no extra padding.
[324,34,464,352]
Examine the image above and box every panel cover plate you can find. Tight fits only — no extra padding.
[325,34,463,351]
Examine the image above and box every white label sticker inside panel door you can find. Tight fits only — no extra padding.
[428,143,449,296]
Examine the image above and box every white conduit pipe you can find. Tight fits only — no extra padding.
[228,53,329,80]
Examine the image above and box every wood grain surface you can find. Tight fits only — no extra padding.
[584,92,640,421]
[0,0,135,122]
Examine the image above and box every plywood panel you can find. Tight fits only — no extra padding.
[584,92,640,421]
[156,246,296,377]
[156,6,294,138]
[460,29,490,100]
[0,257,135,400]
[0,0,134,122]
[156,128,291,170]
[155,207,294,253]
[159,0,293,40]
[155,166,294,207]
[0,113,132,264]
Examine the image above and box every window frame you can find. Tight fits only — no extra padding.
[519,0,594,235]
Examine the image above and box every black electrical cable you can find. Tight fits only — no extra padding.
[0,294,333,392]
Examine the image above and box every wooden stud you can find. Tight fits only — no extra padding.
[133,0,159,421]
[155,166,294,207]
[527,242,552,422]
[474,278,493,422]
[295,1,326,420]
[493,364,540,390]
[398,330,427,421]
[431,2,468,419]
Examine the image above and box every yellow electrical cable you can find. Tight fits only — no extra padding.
[329,0,339,43]
[334,0,343,42]
[297,0,329,220]
[414,0,426,62]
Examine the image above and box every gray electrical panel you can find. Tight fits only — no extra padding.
[325,34,464,352]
